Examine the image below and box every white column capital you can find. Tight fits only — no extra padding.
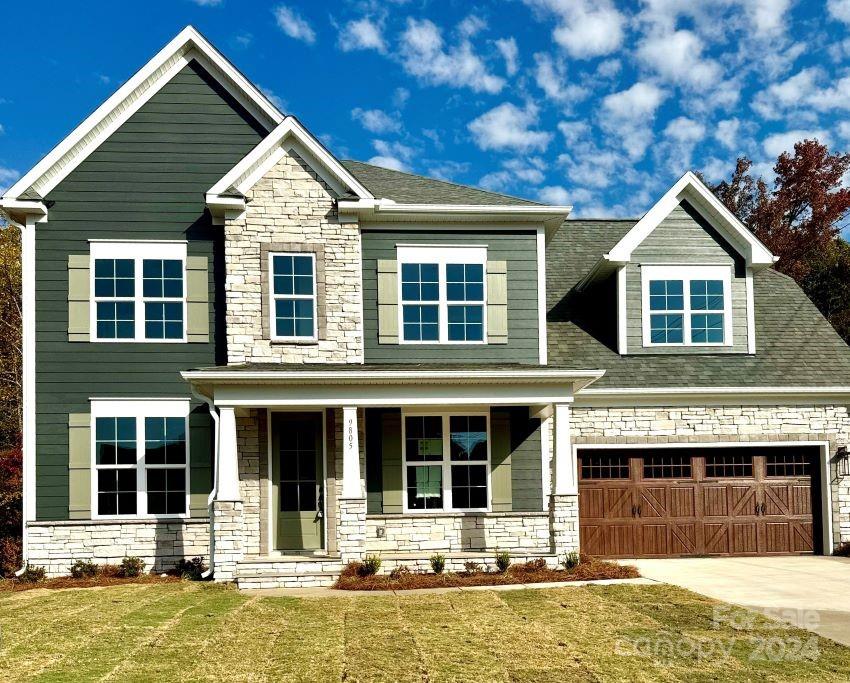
[216,406,241,501]
[341,405,363,499]
[553,402,577,496]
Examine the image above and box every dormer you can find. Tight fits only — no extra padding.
[577,172,776,355]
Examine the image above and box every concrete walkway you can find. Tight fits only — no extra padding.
[629,556,850,647]
[241,576,655,598]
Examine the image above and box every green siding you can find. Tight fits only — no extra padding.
[506,408,542,512]
[35,60,267,519]
[362,230,540,363]
[490,410,512,511]
[626,201,749,355]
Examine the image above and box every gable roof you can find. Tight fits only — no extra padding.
[547,219,850,389]
[340,160,542,206]
[1,26,283,206]
[606,171,777,269]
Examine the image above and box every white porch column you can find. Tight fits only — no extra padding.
[216,406,241,500]
[553,402,576,495]
[341,405,362,498]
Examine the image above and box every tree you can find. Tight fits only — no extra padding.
[0,221,22,449]
[706,139,850,342]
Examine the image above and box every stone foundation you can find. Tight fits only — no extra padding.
[212,500,245,582]
[337,498,367,562]
[366,513,552,553]
[550,495,579,557]
[26,519,210,578]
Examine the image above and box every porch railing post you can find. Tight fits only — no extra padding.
[217,406,241,501]
[211,405,244,582]
[341,405,362,499]
[550,402,579,558]
[553,402,576,495]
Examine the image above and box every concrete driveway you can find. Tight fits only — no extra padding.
[630,556,850,646]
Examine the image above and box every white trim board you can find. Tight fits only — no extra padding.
[573,440,834,554]
[2,26,283,203]
[605,172,776,269]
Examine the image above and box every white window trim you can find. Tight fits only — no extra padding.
[396,245,488,345]
[401,410,491,513]
[640,264,733,348]
[268,251,318,342]
[90,399,190,520]
[90,241,188,343]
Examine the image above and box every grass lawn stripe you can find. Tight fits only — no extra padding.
[342,594,425,682]
[0,584,184,682]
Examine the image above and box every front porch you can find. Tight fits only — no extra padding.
[184,365,600,587]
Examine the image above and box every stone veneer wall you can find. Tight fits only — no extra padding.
[237,409,267,557]
[224,149,363,364]
[572,404,850,547]
[365,513,552,553]
[26,519,210,577]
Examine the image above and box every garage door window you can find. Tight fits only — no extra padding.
[580,454,629,479]
[643,454,691,478]
[766,453,810,477]
[705,454,753,478]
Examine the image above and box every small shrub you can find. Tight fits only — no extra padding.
[359,554,381,577]
[174,556,208,581]
[834,542,850,557]
[18,565,45,583]
[118,556,145,578]
[429,554,446,574]
[563,551,581,570]
[463,560,482,574]
[389,565,410,580]
[495,551,511,573]
[340,561,362,578]
[70,559,98,579]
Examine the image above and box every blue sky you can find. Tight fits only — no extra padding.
[2,0,850,217]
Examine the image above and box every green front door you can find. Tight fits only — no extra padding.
[272,412,324,551]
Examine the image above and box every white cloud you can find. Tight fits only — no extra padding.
[422,128,443,150]
[426,160,470,180]
[637,30,722,89]
[596,59,621,79]
[351,108,401,134]
[700,156,733,182]
[557,120,591,146]
[533,53,587,104]
[837,121,850,141]
[557,146,626,188]
[753,68,850,120]
[458,15,487,38]
[745,0,792,36]
[368,155,409,172]
[233,32,253,48]
[398,18,505,94]
[600,81,667,159]
[368,139,416,172]
[273,5,316,44]
[479,158,546,192]
[762,129,831,158]
[468,102,553,153]
[538,185,570,204]
[656,116,706,174]
[259,86,287,112]
[190,0,222,5]
[715,119,740,150]
[524,0,626,59]
[495,37,519,76]
[0,166,20,194]
[393,87,410,108]
[338,17,386,53]
[828,0,850,24]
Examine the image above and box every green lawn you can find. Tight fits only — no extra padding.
[1,582,848,682]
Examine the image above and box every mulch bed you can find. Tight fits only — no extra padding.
[334,557,640,591]
[0,570,183,593]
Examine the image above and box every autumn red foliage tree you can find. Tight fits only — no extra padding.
[707,140,850,342]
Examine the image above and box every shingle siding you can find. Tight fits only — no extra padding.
[34,60,267,520]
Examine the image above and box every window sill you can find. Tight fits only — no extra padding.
[28,517,209,526]
[270,339,320,346]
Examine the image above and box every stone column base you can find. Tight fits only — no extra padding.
[212,500,245,582]
[550,494,579,558]
[337,497,367,563]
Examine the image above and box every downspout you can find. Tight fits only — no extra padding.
[190,387,219,579]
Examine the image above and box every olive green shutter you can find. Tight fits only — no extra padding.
[186,256,209,343]
[68,255,90,342]
[377,260,399,344]
[189,408,213,517]
[381,410,403,513]
[68,413,91,519]
[487,260,508,344]
[490,409,512,512]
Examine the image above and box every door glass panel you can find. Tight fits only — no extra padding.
[705,454,753,478]
[642,454,692,479]
[279,420,318,512]
[766,453,811,477]
[580,454,630,480]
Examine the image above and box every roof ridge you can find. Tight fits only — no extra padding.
[341,159,543,206]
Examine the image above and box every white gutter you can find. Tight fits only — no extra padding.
[189,387,219,580]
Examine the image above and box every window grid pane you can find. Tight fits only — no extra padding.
[96,301,135,339]
[95,417,137,465]
[642,455,692,479]
[580,454,630,480]
[272,254,316,339]
[94,259,134,298]
[450,464,487,509]
[146,468,186,515]
[144,302,184,340]
[407,465,443,509]
[650,313,683,344]
[449,416,487,461]
[405,416,443,461]
[142,259,183,298]
[97,469,137,516]
[705,454,753,478]
[766,453,811,477]
[145,417,186,465]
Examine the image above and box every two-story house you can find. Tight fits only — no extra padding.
[3,27,850,587]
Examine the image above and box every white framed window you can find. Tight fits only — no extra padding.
[397,245,487,344]
[91,399,190,519]
[90,241,187,342]
[401,411,490,512]
[641,265,733,347]
[269,252,317,341]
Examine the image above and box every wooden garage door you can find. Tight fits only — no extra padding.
[578,447,820,558]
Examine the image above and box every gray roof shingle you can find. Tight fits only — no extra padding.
[547,219,850,388]
[341,160,542,206]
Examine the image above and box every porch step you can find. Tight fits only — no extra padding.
[235,555,346,589]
